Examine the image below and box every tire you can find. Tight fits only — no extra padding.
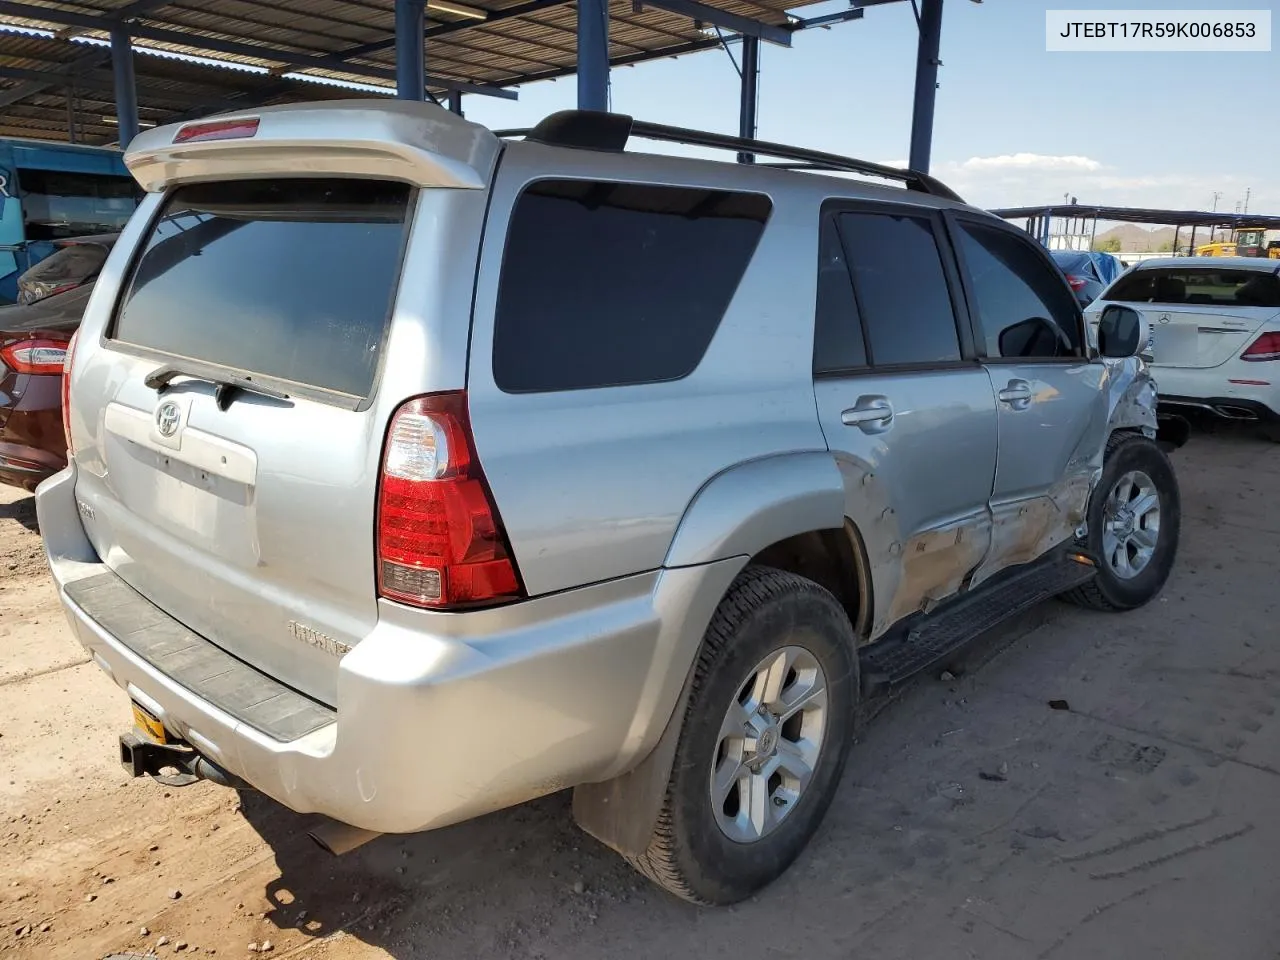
[627,565,859,905]
[1064,433,1180,611]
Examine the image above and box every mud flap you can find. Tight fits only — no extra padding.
[572,668,697,860]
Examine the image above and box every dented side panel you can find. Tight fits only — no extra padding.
[970,358,1157,590]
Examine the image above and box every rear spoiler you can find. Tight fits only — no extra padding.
[124,100,499,193]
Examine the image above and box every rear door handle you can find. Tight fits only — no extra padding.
[997,379,1033,410]
[841,396,894,434]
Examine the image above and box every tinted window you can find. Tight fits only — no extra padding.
[493,180,770,393]
[956,223,1082,358]
[837,211,961,366]
[113,178,409,398]
[1106,267,1280,308]
[18,169,139,241]
[813,215,866,373]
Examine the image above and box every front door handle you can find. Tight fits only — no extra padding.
[841,395,894,434]
[997,379,1033,410]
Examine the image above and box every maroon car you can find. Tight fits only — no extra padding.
[0,284,88,490]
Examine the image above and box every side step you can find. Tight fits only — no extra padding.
[860,553,1095,693]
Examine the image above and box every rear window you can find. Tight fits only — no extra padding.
[492,179,771,393]
[21,241,110,285]
[1106,267,1280,308]
[1050,251,1093,276]
[113,179,411,398]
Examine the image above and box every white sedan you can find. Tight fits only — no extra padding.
[1087,257,1280,441]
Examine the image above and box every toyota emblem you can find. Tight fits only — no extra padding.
[155,400,181,438]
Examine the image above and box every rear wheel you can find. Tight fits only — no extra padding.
[1065,434,1180,611]
[628,566,858,905]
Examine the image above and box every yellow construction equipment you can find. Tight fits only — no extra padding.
[1196,227,1280,258]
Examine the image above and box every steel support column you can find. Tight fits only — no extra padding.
[907,0,943,173]
[395,0,426,100]
[448,90,463,115]
[109,26,139,149]
[577,0,609,112]
[737,36,759,163]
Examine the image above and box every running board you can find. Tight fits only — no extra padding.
[860,553,1096,693]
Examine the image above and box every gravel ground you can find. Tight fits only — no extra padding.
[2,428,1279,960]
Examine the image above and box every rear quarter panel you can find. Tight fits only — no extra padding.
[466,145,834,597]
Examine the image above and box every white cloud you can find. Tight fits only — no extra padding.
[961,152,1102,173]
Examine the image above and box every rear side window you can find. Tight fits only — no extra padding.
[492,180,771,393]
[1106,267,1280,308]
[955,222,1082,358]
[113,179,410,399]
[836,211,961,366]
[813,215,867,373]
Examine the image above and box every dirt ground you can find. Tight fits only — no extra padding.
[3,429,1280,960]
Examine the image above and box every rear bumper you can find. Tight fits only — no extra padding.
[36,465,742,834]
[1158,394,1280,423]
[1152,365,1280,424]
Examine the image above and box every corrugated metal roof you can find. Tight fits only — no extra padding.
[0,31,364,143]
[0,0,846,143]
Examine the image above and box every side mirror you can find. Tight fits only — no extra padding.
[1097,304,1150,359]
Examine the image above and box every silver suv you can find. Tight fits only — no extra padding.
[37,101,1179,905]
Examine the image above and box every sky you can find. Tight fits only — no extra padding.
[456,0,1280,217]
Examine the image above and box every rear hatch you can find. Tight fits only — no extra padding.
[1102,264,1280,368]
[68,104,499,706]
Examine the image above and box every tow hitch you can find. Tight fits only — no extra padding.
[118,732,252,790]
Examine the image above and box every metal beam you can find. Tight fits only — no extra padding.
[394,0,426,100]
[907,0,942,173]
[576,0,609,111]
[0,48,108,109]
[110,25,140,148]
[791,7,864,29]
[736,36,758,163]
[636,0,791,47]
[0,2,515,99]
[448,90,463,115]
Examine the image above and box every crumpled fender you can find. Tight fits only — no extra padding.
[1105,356,1159,440]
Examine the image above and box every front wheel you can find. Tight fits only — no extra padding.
[1065,434,1180,611]
[627,566,859,905]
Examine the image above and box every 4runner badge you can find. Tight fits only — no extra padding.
[155,400,182,438]
[288,620,351,658]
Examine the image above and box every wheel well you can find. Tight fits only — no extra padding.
[750,524,870,640]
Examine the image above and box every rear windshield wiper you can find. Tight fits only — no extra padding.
[144,362,290,411]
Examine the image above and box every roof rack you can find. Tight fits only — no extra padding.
[493,110,963,203]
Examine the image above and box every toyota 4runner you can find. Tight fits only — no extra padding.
[36,101,1179,905]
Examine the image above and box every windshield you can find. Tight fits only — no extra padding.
[111,178,412,399]
[1106,267,1280,308]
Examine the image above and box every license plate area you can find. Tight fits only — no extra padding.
[131,701,169,744]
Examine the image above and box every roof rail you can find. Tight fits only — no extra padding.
[494,110,963,203]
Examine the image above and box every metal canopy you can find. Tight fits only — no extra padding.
[0,0,858,136]
[0,30,368,143]
[993,204,1280,231]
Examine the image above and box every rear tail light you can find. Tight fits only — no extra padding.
[1065,274,1088,291]
[61,329,79,456]
[376,392,522,609]
[1241,331,1280,362]
[173,117,261,144]
[0,337,69,375]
